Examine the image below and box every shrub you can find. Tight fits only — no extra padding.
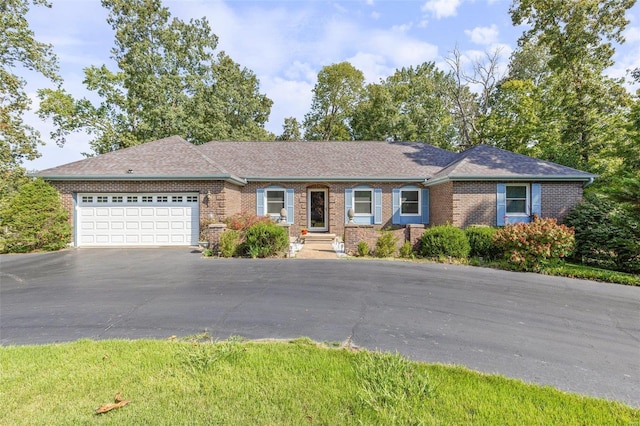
[356,241,370,257]
[493,217,575,272]
[399,241,414,259]
[240,222,289,258]
[218,229,242,258]
[563,193,640,274]
[374,231,398,258]
[0,178,71,253]
[465,226,500,259]
[224,212,271,231]
[420,225,470,259]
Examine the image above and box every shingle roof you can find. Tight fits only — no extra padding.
[36,136,594,183]
[37,136,235,180]
[429,144,594,183]
[196,141,457,180]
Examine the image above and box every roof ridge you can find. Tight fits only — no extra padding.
[178,138,229,174]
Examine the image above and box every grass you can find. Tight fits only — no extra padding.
[1,338,638,425]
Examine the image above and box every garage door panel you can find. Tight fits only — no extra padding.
[77,193,199,246]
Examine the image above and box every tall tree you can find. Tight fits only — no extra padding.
[1,0,59,181]
[303,62,364,141]
[38,0,272,154]
[276,117,302,141]
[510,0,635,171]
[351,62,456,149]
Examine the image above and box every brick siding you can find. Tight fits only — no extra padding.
[429,182,453,226]
[541,182,584,222]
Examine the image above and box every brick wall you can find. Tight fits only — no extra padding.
[241,182,402,238]
[49,179,225,229]
[541,182,584,222]
[344,225,407,255]
[453,181,496,227]
[448,181,585,228]
[429,182,453,226]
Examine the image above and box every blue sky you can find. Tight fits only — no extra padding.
[22,0,640,170]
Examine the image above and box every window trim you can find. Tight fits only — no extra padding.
[353,189,374,216]
[399,188,421,217]
[505,184,530,216]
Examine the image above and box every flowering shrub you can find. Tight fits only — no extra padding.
[224,212,272,231]
[493,217,575,271]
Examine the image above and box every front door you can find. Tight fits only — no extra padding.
[308,189,328,232]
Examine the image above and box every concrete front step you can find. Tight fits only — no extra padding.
[301,233,337,242]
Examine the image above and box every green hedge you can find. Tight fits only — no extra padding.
[420,225,470,258]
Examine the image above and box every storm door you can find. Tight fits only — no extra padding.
[308,189,328,232]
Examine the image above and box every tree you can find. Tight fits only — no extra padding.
[38,0,272,154]
[1,0,59,190]
[351,62,456,149]
[303,62,364,141]
[0,178,71,253]
[276,117,302,141]
[509,0,634,171]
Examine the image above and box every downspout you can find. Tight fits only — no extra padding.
[583,177,594,188]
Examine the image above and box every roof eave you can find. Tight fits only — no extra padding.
[37,174,248,186]
[425,174,596,186]
[243,176,429,183]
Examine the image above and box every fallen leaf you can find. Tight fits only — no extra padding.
[95,392,131,414]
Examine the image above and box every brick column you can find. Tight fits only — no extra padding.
[208,223,227,252]
[407,224,425,250]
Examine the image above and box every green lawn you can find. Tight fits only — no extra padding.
[1,338,637,425]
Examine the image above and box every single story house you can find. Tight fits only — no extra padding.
[37,136,594,247]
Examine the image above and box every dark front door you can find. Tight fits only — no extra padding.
[308,189,328,232]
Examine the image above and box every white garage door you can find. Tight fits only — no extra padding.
[77,193,199,246]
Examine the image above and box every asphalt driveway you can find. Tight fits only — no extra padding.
[1,248,639,407]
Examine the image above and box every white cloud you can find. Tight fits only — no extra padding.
[421,0,462,19]
[371,11,381,20]
[465,24,499,45]
[392,22,413,33]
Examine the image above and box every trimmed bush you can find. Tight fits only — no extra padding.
[563,193,640,273]
[375,231,398,258]
[399,241,414,259]
[219,229,242,258]
[465,226,500,259]
[357,241,370,257]
[240,222,289,258]
[420,225,470,259]
[493,217,575,272]
[0,178,71,253]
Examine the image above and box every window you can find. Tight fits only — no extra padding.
[127,196,138,203]
[142,196,153,203]
[172,195,183,203]
[506,185,528,214]
[97,196,108,203]
[187,195,198,203]
[266,190,285,215]
[400,189,420,215]
[111,196,123,203]
[81,196,93,203]
[353,190,373,215]
[157,196,168,203]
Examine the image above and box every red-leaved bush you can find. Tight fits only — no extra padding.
[224,212,272,231]
[493,216,575,271]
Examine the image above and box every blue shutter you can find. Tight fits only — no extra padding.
[374,188,382,225]
[531,183,541,218]
[256,188,265,216]
[345,188,353,224]
[392,188,400,224]
[286,188,294,223]
[497,183,506,226]
[422,188,430,224]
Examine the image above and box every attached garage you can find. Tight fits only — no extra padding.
[76,193,199,246]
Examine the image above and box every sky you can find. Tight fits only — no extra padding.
[20,0,640,171]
